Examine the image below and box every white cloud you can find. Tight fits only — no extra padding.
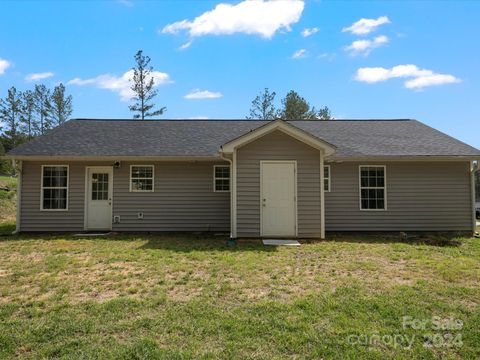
[161,0,304,39]
[404,74,460,89]
[0,58,11,76]
[318,52,336,61]
[292,48,307,59]
[117,0,133,7]
[301,27,318,37]
[184,89,223,99]
[179,41,192,50]
[25,72,54,82]
[342,16,390,35]
[345,35,388,56]
[68,69,171,101]
[355,64,460,89]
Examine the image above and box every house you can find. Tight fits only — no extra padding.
[5,118,480,238]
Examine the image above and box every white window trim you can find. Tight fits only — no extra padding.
[359,165,387,211]
[129,165,155,192]
[40,165,69,211]
[213,165,231,193]
[324,165,331,192]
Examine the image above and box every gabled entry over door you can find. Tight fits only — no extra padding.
[85,166,113,230]
[260,161,297,237]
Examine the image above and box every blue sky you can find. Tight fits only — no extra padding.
[0,0,479,148]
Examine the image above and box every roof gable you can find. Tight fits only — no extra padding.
[220,119,336,156]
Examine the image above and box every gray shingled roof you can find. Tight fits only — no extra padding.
[6,119,480,158]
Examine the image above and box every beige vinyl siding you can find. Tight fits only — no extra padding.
[325,161,472,231]
[20,161,96,231]
[236,130,321,238]
[19,160,230,232]
[112,161,230,232]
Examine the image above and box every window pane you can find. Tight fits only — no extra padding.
[360,167,385,210]
[215,179,229,191]
[43,188,67,209]
[324,179,329,191]
[130,166,154,191]
[324,166,329,178]
[215,166,230,179]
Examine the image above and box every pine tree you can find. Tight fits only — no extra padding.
[0,86,23,147]
[278,90,317,120]
[318,106,332,120]
[129,50,166,120]
[51,83,73,126]
[247,88,277,120]
[20,90,35,139]
[33,84,52,135]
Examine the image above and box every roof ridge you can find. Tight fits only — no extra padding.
[70,118,414,122]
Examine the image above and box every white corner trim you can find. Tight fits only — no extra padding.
[471,161,477,234]
[14,160,22,234]
[232,149,237,238]
[320,151,325,239]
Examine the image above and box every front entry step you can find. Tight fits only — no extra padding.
[262,239,300,246]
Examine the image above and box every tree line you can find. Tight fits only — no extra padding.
[0,50,333,174]
[247,88,332,120]
[0,83,73,174]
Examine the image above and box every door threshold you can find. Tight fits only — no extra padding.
[263,239,301,246]
[74,232,112,237]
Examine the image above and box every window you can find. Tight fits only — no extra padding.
[41,165,68,210]
[91,173,109,200]
[214,165,230,192]
[324,165,331,192]
[130,165,154,192]
[360,166,386,210]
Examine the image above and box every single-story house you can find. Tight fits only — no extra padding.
[5,118,480,238]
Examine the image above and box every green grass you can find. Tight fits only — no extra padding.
[0,228,479,359]
[0,176,16,222]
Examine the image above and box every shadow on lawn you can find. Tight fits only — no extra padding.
[137,236,278,253]
[326,232,464,247]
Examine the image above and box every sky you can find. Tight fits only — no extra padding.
[0,0,479,148]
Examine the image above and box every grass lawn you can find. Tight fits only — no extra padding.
[0,228,479,359]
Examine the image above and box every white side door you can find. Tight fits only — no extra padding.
[261,161,296,237]
[86,167,113,230]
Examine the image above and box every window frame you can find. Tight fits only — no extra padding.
[358,165,387,211]
[213,165,230,193]
[129,165,155,193]
[324,165,331,192]
[40,165,69,211]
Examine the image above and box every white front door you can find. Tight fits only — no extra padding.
[261,161,296,237]
[86,167,113,230]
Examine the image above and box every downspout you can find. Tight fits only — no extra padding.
[220,148,235,240]
[13,160,22,234]
[471,161,478,236]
